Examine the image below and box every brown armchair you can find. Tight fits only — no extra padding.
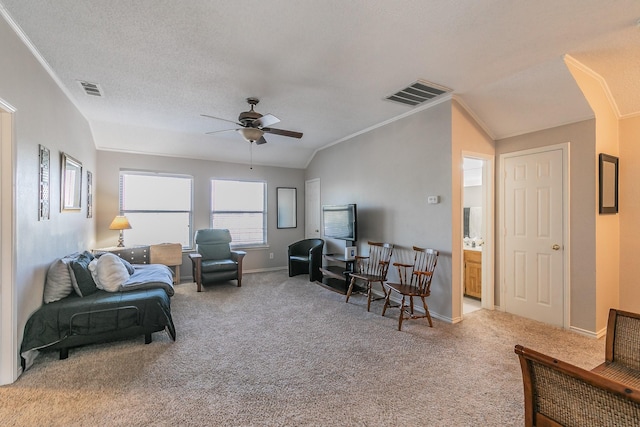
[189,229,246,292]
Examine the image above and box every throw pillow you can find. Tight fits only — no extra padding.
[43,252,80,303]
[69,251,98,297]
[95,253,130,292]
[95,252,135,275]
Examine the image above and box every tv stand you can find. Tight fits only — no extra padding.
[319,252,356,295]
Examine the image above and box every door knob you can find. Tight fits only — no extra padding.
[552,244,561,251]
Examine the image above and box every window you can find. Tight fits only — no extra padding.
[211,179,266,246]
[120,172,193,248]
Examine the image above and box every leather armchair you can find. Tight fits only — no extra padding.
[288,239,324,282]
[189,229,246,292]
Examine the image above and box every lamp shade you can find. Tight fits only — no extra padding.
[109,215,132,230]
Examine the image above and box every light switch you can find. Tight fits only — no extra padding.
[427,195,439,204]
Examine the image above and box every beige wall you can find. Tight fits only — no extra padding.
[566,58,620,333]
[96,151,306,278]
[496,120,597,331]
[451,101,495,321]
[619,115,640,313]
[0,16,97,380]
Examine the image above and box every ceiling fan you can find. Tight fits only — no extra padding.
[202,98,303,145]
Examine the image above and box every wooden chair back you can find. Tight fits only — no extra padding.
[515,344,640,426]
[355,241,394,279]
[395,247,439,294]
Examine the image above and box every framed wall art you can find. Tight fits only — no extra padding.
[86,170,93,218]
[38,144,50,220]
[61,152,82,212]
[599,153,618,214]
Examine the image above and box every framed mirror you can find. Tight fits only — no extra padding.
[61,152,82,212]
[277,187,297,228]
[599,153,618,214]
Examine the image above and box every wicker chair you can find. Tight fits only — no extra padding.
[515,344,640,426]
[592,308,640,389]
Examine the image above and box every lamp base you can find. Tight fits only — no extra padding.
[117,231,125,247]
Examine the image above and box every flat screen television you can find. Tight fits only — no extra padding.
[322,204,357,241]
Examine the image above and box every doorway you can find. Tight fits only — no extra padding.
[0,101,16,385]
[462,154,494,316]
[499,144,569,328]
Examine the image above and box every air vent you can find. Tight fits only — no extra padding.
[385,80,451,106]
[77,80,103,97]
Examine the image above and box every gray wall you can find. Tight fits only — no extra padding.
[306,102,454,319]
[495,119,597,331]
[95,151,306,279]
[0,16,97,376]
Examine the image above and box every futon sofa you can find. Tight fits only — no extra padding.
[21,248,176,369]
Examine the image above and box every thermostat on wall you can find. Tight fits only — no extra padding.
[427,195,439,204]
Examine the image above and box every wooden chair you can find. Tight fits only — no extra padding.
[382,247,438,331]
[345,242,394,312]
[515,344,640,426]
[592,308,640,389]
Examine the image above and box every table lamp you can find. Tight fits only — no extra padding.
[109,215,132,247]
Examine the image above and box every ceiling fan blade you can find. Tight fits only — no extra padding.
[253,114,280,128]
[262,127,303,139]
[201,114,241,126]
[205,128,239,135]
[255,136,268,145]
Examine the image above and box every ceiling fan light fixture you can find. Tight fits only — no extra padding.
[238,127,264,143]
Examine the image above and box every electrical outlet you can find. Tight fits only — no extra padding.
[269,252,274,259]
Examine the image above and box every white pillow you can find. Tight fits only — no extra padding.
[43,253,80,303]
[93,253,130,292]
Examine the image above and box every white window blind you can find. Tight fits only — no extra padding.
[211,179,266,246]
[120,172,193,248]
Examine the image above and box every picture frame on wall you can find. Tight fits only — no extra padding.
[38,144,50,220]
[61,152,82,212]
[599,153,618,214]
[86,170,93,218]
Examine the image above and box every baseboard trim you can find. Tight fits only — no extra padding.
[570,325,606,339]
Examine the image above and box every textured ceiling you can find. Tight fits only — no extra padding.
[1,0,639,168]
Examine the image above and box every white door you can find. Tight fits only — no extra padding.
[503,148,565,327]
[305,179,320,239]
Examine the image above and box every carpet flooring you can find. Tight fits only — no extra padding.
[0,270,605,426]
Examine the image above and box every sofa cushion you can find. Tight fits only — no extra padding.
[201,259,237,273]
[43,252,81,303]
[69,251,98,297]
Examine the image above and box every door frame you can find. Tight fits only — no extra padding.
[305,178,320,239]
[0,99,17,384]
[461,152,495,315]
[498,143,571,329]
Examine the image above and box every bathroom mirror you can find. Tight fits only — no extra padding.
[61,152,82,211]
[463,207,482,239]
[277,187,297,228]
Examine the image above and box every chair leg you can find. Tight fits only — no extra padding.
[398,296,406,331]
[366,281,373,312]
[382,287,391,316]
[345,276,356,303]
[421,296,433,327]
